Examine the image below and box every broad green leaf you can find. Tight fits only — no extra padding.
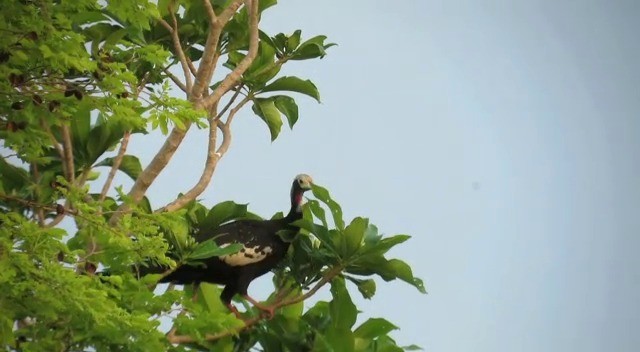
[70,103,91,155]
[364,224,382,245]
[329,277,357,329]
[343,217,368,258]
[354,318,398,340]
[326,328,355,352]
[261,76,321,102]
[312,184,345,230]
[200,201,249,230]
[291,35,337,61]
[291,218,336,255]
[286,29,302,52]
[307,200,328,228]
[355,278,377,299]
[312,332,334,352]
[199,283,228,313]
[402,345,424,351]
[252,97,283,141]
[95,155,143,180]
[360,234,411,258]
[0,158,28,191]
[374,335,404,352]
[188,239,242,260]
[377,259,427,294]
[273,95,299,128]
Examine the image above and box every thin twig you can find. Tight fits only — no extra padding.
[158,1,193,92]
[215,84,244,120]
[164,68,188,93]
[99,131,131,202]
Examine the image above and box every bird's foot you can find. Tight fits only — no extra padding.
[242,294,276,319]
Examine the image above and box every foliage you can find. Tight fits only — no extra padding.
[0,0,425,351]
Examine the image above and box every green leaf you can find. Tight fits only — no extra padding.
[355,278,376,299]
[187,239,242,260]
[402,345,424,351]
[273,95,299,128]
[307,200,328,228]
[70,103,91,156]
[291,35,337,61]
[354,318,398,340]
[261,76,321,102]
[329,277,357,329]
[374,335,404,352]
[360,234,411,257]
[286,29,302,52]
[326,328,355,352]
[94,155,143,180]
[199,283,228,313]
[343,217,368,258]
[200,201,250,231]
[291,219,336,255]
[377,259,427,294]
[252,97,283,141]
[312,184,345,230]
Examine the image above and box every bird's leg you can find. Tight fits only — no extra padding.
[242,294,275,319]
[226,303,243,319]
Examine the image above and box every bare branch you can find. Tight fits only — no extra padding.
[99,131,131,202]
[191,0,245,98]
[60,124,75,183]
[109,1,257,224]
[215,84,243,119]
[202,0,218,26]
[166,265,344,345]
[158,2,193,92]
[164,68,188,93]
[108,126,189,225]
[200,0,260,110]
[158,97,249,212]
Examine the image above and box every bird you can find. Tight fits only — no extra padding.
[142,174,313,317]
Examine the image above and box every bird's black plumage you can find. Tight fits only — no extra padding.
[145,174,313,313]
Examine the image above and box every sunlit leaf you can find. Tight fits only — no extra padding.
[95,155,143,180]
[252,97,283,141]
[261,76,321,102]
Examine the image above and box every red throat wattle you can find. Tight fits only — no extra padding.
[294,193,303,207]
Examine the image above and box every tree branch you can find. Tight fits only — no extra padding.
[158,96,249,212]
[109,0,260,225]
[166,265,344,345]
[164,68,187,93]
[158,1,193,92]
[200,0,260,111]
[191,0,244,99]
[99,131,130,202]
[60,123,75,183]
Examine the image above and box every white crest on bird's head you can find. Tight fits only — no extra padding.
[295,174,313,190]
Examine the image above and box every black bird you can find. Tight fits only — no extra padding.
[147,174,313,316]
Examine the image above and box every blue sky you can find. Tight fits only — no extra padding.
[120,1,640,351]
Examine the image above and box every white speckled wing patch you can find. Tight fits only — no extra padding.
[219,244,273,266]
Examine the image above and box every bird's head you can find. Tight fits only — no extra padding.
[290,174,313,215]
[294,174,313,191]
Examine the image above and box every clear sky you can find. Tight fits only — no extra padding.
[122,1,640,351]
